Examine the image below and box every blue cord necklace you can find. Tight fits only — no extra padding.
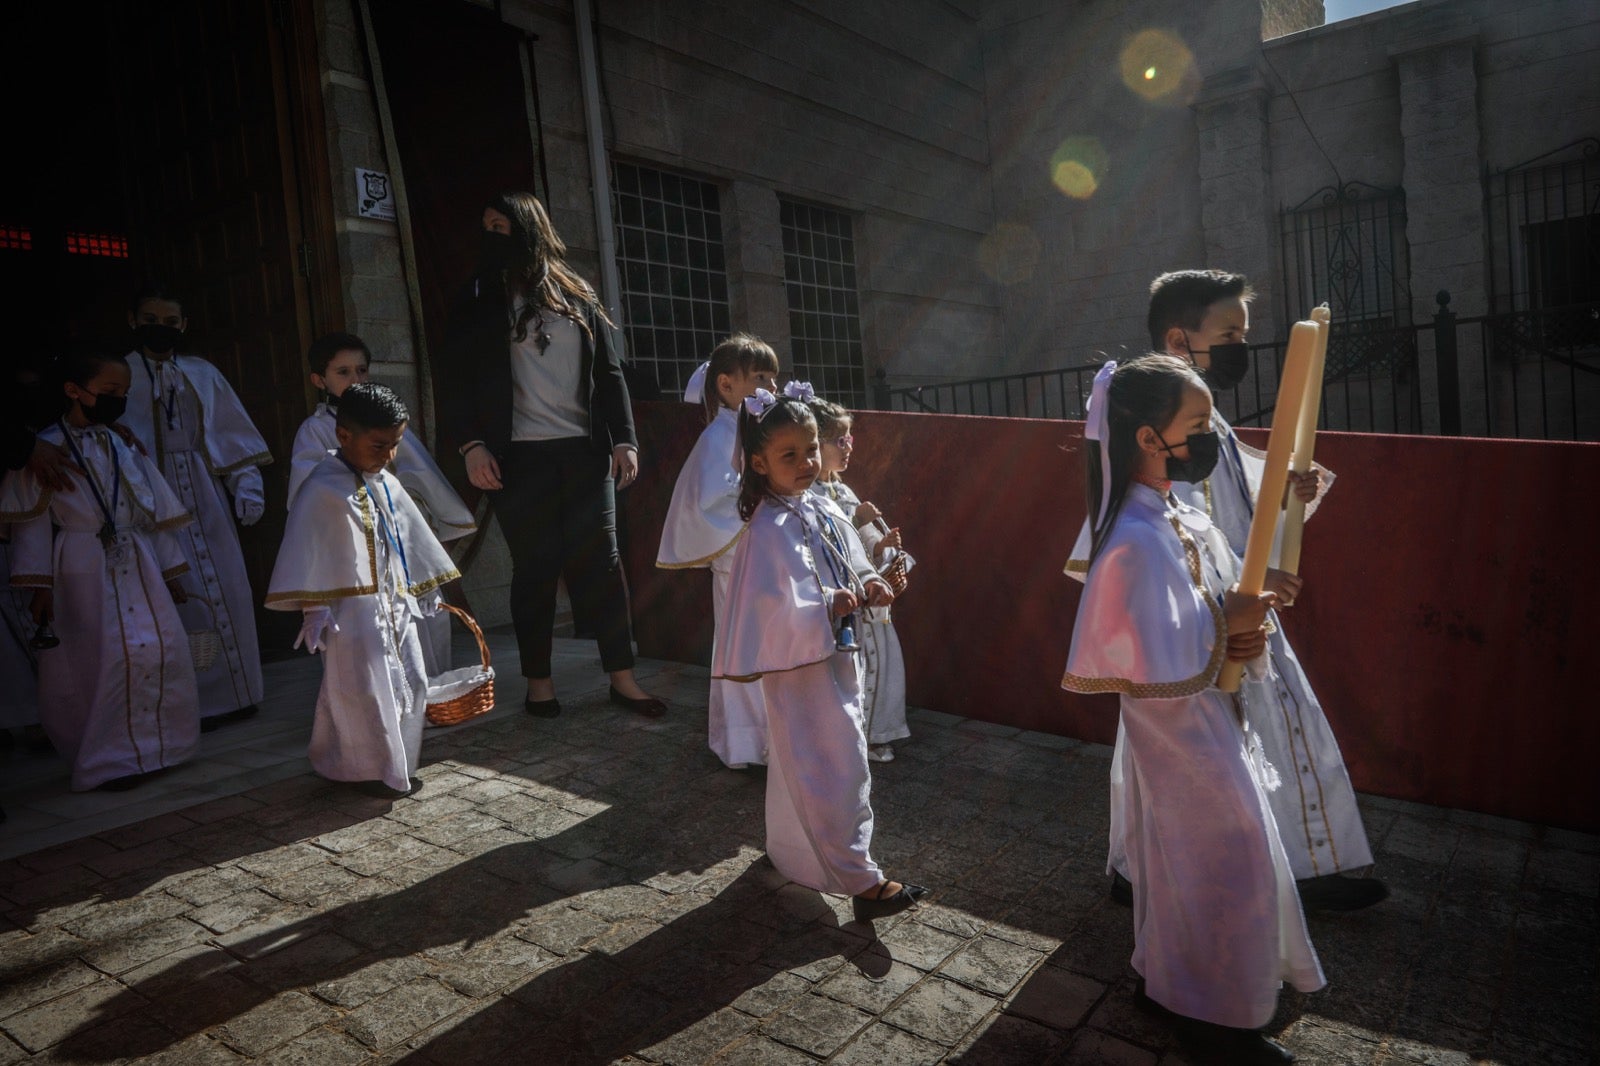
[57,421,120,549]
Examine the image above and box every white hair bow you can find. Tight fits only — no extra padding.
[743,387,779,421]
[683,361,710,404]
[781,380,815,404]
[1085,360,1117,532]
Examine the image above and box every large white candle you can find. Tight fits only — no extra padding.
[1277,305,1330,575]
[1217,319,1317,694]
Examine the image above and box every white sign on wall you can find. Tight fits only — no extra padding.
[356,169,397,221]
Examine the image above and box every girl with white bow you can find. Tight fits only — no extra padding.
[712,382,927,923]
[656,334,780,769]
[1061,357,1322,1064]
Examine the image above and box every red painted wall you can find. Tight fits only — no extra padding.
[623,402,1595,831]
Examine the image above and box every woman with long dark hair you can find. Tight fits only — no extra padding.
[439,191,663,718]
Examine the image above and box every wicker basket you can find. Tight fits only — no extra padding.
[883,551,910,596]
[188,629,222,672]
[425,604,496,727]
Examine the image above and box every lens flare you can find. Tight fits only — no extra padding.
[978,223,1042,285]
[1049,137,1108,201]
[1120,29,1198,105]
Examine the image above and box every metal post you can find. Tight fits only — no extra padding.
[870,366,890,411]
[1434,290,1460,435]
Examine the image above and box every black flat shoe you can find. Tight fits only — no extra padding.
[851,880,928,922]
[609,686,666,718]
[1297,873,1389,913]
[524,697,561,718]
[200,705,260,733]
[1175,1019,1295,1064]
[1110,870,1133,907]
[355,780,416,799]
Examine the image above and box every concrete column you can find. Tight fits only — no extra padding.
[723,181,790,352]
[1195,68,1280,344]
[1392,32,1483,433]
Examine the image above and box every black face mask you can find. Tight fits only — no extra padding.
[479,230,522,273]
[1182,334,1250,392]
[1155,429,1221,484]
[133,323,183,355]
[81,392,129,425]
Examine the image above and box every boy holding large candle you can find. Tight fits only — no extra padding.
[1068,270,1386,913]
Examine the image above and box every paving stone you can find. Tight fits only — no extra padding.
[430,933,559,997]
[3,865,105,907]
[311,955,432,1008]
[116,944,241,1001]
[78,914,213,975]
[729,968,811,1019]
[334,833,454,877]
[512,905,612,956]
[878,917,970,972]
[180,794,266,826]
[881,976,997,1047]
[832,1019,949,1064]
[241,930,367,991]
[58,891,189,942]
[163,864,265,906]
[1059,1027,1161,1065]
[259,861,365,905]
[311,816,409,855]
[1005,964,1106,1030]
[189,888,299,935]
[15,836,120,876]
[638,1005,757,1065]
[135,1032,249,1065]
[942,933,1046,996]
[341,976,473,1050]
[0,977,145,1053]
[216,990,340,1056]
[814,943,924,1013]
[235,841,334,880]
[34,1011,180,1061]
[147,968,269,1038]
[949,1012,1069,1063]
[762,991,873,1057]
[0,959,102,1022]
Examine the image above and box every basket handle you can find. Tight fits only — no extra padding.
[440,603,492,670]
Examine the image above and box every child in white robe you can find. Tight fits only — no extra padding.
[287,332,476,678]
[1067,271,1383,913]
[267,383,460,798]
[711,384,926,924]
[656,333,779,769]
[2,352,200,791]
[123,286,270,731]
[1063,357,1322,1064]
[805,398,911,762]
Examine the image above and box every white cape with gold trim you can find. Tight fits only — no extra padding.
[1063,486,1323,1027]
[267,456,459,791]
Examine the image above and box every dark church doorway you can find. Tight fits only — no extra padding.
[2,0,340,648]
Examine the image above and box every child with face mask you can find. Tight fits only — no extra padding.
[1065,356,1322,1064]
[1067,270,1384,915]
[287,333,476,679]
[123,285,271,733]
[1,352,200,791]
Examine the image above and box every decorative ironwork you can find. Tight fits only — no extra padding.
[1485,138,1599,319]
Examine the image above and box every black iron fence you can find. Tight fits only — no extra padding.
[876,294,1599,442]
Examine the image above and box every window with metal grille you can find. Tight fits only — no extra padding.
[1279,182,1412,377]
[1487,139,1599,352]
[780,199,865,405]
[65,231,130,258]
[1,226,31,251]
[611,162,731,398]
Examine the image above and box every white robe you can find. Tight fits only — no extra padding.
[1062,485,1324,1028]
[657,407,768,767]
[287,404,476,678]
[266,455,460,792]
[809,479,912,745]
[712,493,885,895]
[1,424,200,790]
[1066,410,1372,879]
[123,352,268,719]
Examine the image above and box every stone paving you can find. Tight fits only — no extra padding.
[0,637,1595,1065]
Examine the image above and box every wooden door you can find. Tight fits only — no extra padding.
[111,0,336,647]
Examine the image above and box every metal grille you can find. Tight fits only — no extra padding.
[611,161,732,398]
[1486,138,1599,348]
[780,199,866,405]
[1280,182,1413,379]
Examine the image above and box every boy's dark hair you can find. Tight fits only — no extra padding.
[1146,270,1254,350]
[308,332,372,375]
[54,350,130,415]
[1087,354,1205,563]
[129,282,183,316]
[807,397,852,437]
[736,397,817,521]
[701,333,781,422]
[335,382,409,433]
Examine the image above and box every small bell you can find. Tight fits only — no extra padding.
[835,613,860,653]
[30,622,60,650]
